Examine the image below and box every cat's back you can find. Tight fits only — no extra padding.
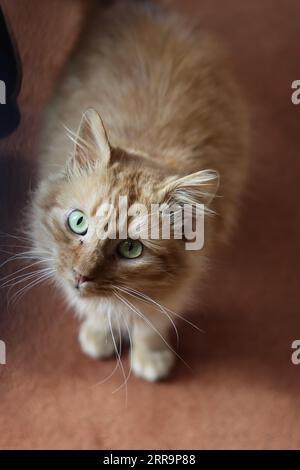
[39,1,248,182]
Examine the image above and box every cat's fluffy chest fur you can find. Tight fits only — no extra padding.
[31,1,249,381]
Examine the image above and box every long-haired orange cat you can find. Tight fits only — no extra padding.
[30,0,249,381]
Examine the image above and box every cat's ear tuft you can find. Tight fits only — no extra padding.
[162,169,219,207]
[72,108,111,169]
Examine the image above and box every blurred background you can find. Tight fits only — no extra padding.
[0,0,300,449]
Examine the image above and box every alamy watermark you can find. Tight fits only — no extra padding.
[291,340,300,365]
[79,198,206,251]
[291,80,300,105]
[0,80,6,104]
[0,340,6,365]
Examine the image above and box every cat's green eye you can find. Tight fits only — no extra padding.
[118,239,143,259]
[67,210,89,236]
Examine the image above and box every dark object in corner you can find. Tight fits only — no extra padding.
[0,6,22,139]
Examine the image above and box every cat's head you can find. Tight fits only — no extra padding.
[32,109,218,304]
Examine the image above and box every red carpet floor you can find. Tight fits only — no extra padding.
[0,0,300,449]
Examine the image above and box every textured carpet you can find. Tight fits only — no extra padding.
[0,0,300,449]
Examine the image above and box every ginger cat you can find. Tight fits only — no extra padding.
[31,1,249,381]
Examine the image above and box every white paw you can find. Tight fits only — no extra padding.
[131,348,175,382]
[79,324,116,359]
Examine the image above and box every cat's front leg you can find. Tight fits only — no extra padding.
[79,314,118,360]
[131,317,175,382]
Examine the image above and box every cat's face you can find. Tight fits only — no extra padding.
[32,110,218,303]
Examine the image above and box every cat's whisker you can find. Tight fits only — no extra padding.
[6,267,54,294]
[93,347,121,388]
[8,276,50,308]
[108,312,128,406]
[8,273,54,309]
[116,285,180,349]
[8,270,55,308]
[118,285,205,334]
[0,249,19,256]
[0,259,52,283]
[13,253,52,261]
[93,314,122,388]
[0,244,30,250]
[0,250,53,270]
[11,249,52,257]
[112,306,133,394]
[114,290,192,372]
[123,313,134,384]
[0,231,32,243]
[0,247,50,256]
[1,267,53,289]
[0,253,31,269]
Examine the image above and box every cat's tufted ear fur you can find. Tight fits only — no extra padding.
[71,108,111,169]
[162,169,219,208]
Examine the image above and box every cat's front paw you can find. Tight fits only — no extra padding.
[131,347,175,382]
[79,323,116,359]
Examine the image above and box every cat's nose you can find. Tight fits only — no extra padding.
[73,269,94,288]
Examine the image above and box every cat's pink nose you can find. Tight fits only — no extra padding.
[73,269,94,288]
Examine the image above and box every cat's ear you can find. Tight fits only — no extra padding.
[162,169,219,207]
[72,108,111,168]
